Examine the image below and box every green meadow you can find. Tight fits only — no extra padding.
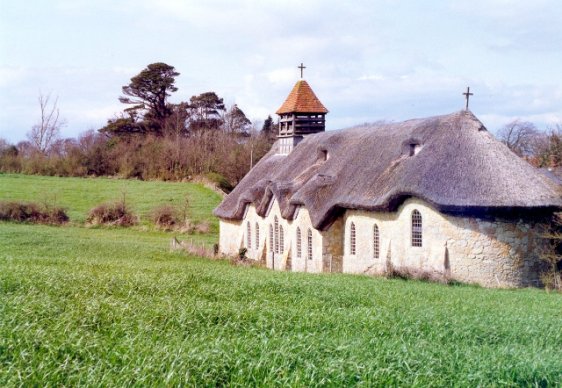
[0,173,222,227]
[1,174,561,386]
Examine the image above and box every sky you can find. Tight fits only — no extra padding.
[1,0,561,143]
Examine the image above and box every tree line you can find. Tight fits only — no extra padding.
[496,120,561,168]
[0,62,560,188]
[0,63,277,190]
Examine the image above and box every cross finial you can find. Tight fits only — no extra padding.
[463,86,474,110]
[298,62,306,79]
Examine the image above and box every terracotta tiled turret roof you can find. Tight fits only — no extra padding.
[276,80,329,114]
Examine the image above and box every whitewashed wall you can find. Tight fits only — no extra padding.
[219,200,324,273]
[218,219,242,256]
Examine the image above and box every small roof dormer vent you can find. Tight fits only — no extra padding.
[409,143,422,156]
[402,138,423,157]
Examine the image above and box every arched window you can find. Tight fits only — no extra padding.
[274,216,279,254]
[350,222,356,255]
[307,229,313,260]
[269,224,273,252]
[279,225,284,254]
[411,210,422,247]
[247,221,251,248]
[373,224,380,259]
[255,223,259,250]
[296,227,302,258]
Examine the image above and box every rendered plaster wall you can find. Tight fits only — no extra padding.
[218,219,243,256]
[224,201,324,272]
[343,198,544,287]
[235,205,268,265]
[290,206,324,273]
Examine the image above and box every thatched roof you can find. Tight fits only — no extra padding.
[214,110,562,229]
[276,80,329,115]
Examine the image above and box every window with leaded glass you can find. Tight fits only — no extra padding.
[274,216,279,253]
[247,221,251,248]
[255,223,259,250]
[307,229,313,260]
[269,224,273,252]
[279,225,284,254]
[296,227,302,258]
[411,210,422,247]
[350,222,356,255]
[373,224,380,259]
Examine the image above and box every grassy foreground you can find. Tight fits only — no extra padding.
[1,174,561,385]
[1,222,561,386]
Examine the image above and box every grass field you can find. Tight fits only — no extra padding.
[1,174,561,386]
[0,174,222,227]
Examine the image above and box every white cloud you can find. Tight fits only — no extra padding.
[0,66,29,87]
[265,68,297,87]
[1,0,561,142]
[80,105,123,122]
[358,74,385,81]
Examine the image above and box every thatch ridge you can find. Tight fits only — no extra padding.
[214,110,562,229]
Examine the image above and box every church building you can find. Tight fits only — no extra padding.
[214,72,562,288]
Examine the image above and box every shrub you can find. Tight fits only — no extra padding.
[205,172,233,193]
[384,263,452,285]
[238,247,247,259]
[86,201,137,226]
[151,205,182,230]
[0,200,68,225]
[194,220,211,234]
[45,207,69,224]
[539,212,562,291]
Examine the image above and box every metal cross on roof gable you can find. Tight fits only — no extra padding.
[298,62,306,78]
[463,86,474,110]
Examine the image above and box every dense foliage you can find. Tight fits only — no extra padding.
[0,63,274,189]
[0,130,271,188]
[118,62,179,135]
[0,200,68,224]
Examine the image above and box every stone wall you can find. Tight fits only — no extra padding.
[321,217,344,273]
[343,198,545,287]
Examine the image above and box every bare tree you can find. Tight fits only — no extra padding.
[27,92,66,154]
[539,125,562,167]
[497,119,541,157]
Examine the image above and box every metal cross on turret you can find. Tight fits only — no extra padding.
[463,86,474,110]
[298,62,306,79]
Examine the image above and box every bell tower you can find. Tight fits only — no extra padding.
[275,64,328,155]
